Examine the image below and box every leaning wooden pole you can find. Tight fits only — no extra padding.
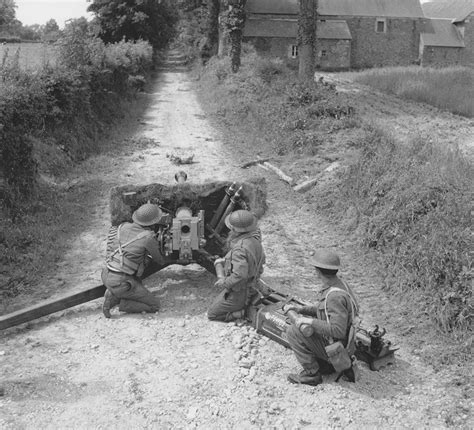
[0,285,106,331]
[0,261,171,331]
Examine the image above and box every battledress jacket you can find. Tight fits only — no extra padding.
[299,277,359,344]
[220,229,265,293]
[106,222,165,277]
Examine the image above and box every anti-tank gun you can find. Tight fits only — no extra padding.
[117,170,264,275]
[155,206,206,263]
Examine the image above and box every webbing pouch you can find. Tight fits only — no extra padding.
[325,341,352,372]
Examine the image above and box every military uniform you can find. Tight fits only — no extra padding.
[207,229,265,321]
[286,276,359,376]
[101,221,164,314]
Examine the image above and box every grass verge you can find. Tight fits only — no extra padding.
[341,66,474,118]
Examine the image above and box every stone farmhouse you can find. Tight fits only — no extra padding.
[420,10,474,66]
[242,0,474,69]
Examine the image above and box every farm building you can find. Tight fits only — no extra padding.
[420,11,474,66]
[242,0,474,69]
[243,0,428,70]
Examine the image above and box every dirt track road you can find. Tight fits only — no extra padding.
[1,60,472,429]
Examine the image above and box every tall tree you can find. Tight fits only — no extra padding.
[0,0,16,26]
[87,0,178,50]
[42,18,60,41]
[43,18,59,33]
[298,0,317,81]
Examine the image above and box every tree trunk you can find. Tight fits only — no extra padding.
[207,0,220,56]
[224,0,247,73]
[229,28,242,72]
[298,0,317,81]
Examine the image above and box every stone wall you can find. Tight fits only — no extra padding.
[315,39,351,70]
[338,16,425,68]
[245,15,427,69]
[244,36,299,65]
[421,46,464,66]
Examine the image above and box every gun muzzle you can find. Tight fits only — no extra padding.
[174,170,188,184]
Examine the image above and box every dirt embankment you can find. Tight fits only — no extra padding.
[0,56,472,429]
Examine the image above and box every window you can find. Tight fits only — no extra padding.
[290,45,298,58]
[375,18,386,33]
[321,50,327,57]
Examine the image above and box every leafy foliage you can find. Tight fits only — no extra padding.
[0,0,16,26]
[0,21,153,205]
[88,0,178,50]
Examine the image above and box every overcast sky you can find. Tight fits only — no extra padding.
[15,0,93,28]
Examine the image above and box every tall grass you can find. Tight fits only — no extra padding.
[332,128,473,332]
[343,66,474,118]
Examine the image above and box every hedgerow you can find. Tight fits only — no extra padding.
[0,32,153,206]
[322,126,473,332]
[0,28,155,301]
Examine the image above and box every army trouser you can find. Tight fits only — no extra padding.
[101,268,160,313]
[286,324,335,374]
[207,287,256,322]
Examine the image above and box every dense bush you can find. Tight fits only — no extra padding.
[332,127,473,332]
[0,30,153,205]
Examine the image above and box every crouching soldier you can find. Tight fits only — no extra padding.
[284,249,359,386]
[207,210,265,322]
[101,203,166,318]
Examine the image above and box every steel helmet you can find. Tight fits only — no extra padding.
[225,210,257,233]
[132,203,163,226]
[311,249,340,271]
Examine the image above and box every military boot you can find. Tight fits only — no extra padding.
[225,309,245,322]
[102,290,120,318]
[287,369,323,386]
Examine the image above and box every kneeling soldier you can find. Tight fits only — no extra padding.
[101,203,165,318]
[207,210,265,322]
[284,249,359,386]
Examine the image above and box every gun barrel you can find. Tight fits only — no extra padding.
[209,182,236,228]
[213,186,243,234]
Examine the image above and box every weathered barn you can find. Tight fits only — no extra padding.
[243,0,428,69]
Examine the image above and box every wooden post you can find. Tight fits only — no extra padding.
[0,285,106,331]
